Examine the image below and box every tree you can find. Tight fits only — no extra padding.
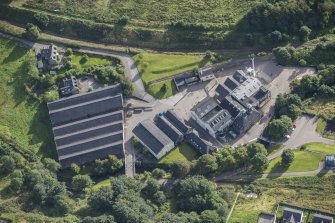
[34,13,49,28]
[173,176,228,213]
[93,155,123,176]
[24,23,40,41]
[200,210,224,223]
[273,47,292,65]
[0,155,15,175]
[267,30,282,43]
[161,83,168,93]
[279,104,302,121]
[81,215,116,223]
[192,154,218,175]
[72,175,94,192]
[71,163,81,174]
[281,149,295,166]
[293,75,320,99]
[250,153,269,171]
[141,178,166,205]
[267,115,293,141]
[247,143,267,158]
[299,25,312,42]
[298,59,307,66]
[171,160,191,178]
[65,48,73,56]
[9,170,24,192]
[43,158,61,173]
[214,146,237,172]
[80,54,89,64]
[88,186,114,212]
[121,78,134,96]
[152,168,166,179]
[54,195,71,216]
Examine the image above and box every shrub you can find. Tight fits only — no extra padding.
[80,54,89,64]
[298,59,307,66]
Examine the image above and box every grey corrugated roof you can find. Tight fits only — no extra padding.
[185,131,215,154]
[59,144,123,167]
[53,111,123,137]
[156,115,183,143]
[165,110,190,134]
[312,214,333,223]
[47,85,124,167]
[49,94,123,126]
[133,120,173,155]
[48,84,122,111]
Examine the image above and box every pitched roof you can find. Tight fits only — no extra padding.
[133,120,174,155]
[48,84,123,126]
[282,208,303,223]
[312,214,333,223]
[156,115,183,144]
[47,85,124,167]
[164,109,191,134]
[185,131,215,154]
[192,98,218,119]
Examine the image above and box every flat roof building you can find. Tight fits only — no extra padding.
[133,120,175,160]
[59,75,79,97]
[326,155,335,168]
[47,84,124,167]
[258,212,276,223]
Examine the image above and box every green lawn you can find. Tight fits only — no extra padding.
[146,79,177,99]
[158,142,199,164]
[304,143,335,155]
[0,37,55,157]
[71,53,113,71]
[133,53,208,83]
[264,150,323,174]
[229,175,335,223]
[316,118,327,134]
[92,179,111,190]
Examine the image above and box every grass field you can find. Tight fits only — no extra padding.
[71,53,113,71]
[146,80,177,99]
[0,37,55,157]
[304,143,335,155]
[133,53,208,84]
[264,150,323,174]
[304,98,335,120]
[158,142,199,164]
[229,175,335,223]
[22,0,262,29]
[316,118,327,133]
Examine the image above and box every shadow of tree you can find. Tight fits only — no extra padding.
[2,45,29,65]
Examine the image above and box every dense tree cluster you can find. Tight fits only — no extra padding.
[266,115,293,141]
[214,143,268,172]
[245,0,335,37]
[92,155,124,176]
[23,23,40,41]
[275,94,303,120]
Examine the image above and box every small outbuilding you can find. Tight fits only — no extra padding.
[58,75,79,97]
[312,214,333,223]
[258,212,276,223]
[281,208,304,223]
[325,155,335,168]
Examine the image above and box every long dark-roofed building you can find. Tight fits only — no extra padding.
[47,84,124,167]
[133,120,174,159]
[156,115,184,145]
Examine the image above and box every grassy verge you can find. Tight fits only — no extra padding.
[316,118,327,134]
[133,53,209,83]
[92,179,111,190]
[264,150,323,174]
[304,143,335,154]
[158,142,199,164]
[267,144,283,155]
[229,175,335,222]
[0,36,55,157]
